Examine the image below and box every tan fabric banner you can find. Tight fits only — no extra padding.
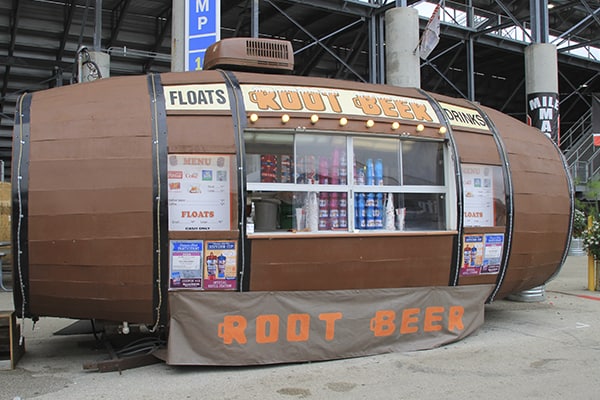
[166,285,494,366]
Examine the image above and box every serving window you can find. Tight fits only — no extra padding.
[245,130,452,233]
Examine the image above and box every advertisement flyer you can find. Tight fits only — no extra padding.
[168,154,231,231]
[481,234,504,275]
[169,240,204,289]
[460,234,484,277]
[461,164,494,227]
[203,240,238,290]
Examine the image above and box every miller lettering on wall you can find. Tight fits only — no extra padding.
[527,92,560,143]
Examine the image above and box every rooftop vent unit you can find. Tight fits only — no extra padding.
[203,38,294,73]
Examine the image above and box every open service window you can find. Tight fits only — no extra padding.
[244,130,454,233]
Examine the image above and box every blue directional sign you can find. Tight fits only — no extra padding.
[185,0,221,71]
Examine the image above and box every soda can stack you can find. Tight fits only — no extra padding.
[329,192,339,229]
[355,193,366,229]
[280,155,293,183]
[374,192,383,229]
[260,154,277,182]
[365,192,375,229]
[318,191,330,230]
[339,193,348,229]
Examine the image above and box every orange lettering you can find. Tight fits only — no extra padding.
[400,308,420,334]
[287,314,310,342]
[248,90,281,110]
[301,92,326,111]
[318,312,342,341]
[409,103,434,122]
[379,98,399,117]
[324,92,342,113]
[256,314,279,344]
[217,315,247,345]
[394,100,414,119]
[353,95,381,115]
[279,91,303,110]
[423,306,444,332]
[448,306,464,331]
[370,310,396,337]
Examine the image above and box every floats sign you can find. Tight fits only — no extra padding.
[166,285,493,365]
[164,84,230,111]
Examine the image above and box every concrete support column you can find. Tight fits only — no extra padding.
[385,7,420,88]
[171,0,185,72]
[525,43,560,142]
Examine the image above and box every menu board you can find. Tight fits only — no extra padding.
[461,164,494,227]
[168,154,231,231]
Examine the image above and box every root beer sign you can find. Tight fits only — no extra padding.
[241,85,439,122]
[167,285,493,365]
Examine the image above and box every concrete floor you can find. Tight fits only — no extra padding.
[1,255,600,400]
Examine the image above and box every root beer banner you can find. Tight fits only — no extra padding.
[527,92,560,143]
[166,285,493,365]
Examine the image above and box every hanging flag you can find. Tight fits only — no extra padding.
[419,3,442,60]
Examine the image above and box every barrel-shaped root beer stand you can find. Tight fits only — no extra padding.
[11,39,572,365]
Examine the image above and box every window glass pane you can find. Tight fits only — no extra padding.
[296,134,347,185]
[353,137,400,185]
[403,141,445,185]
[249,191,349,232]
[244,132,294,183]
[396,193,447,231]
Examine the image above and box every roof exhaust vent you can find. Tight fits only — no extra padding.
[203,38,294,73]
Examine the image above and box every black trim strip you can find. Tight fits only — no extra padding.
[469,105,514,303]
[218,70,250,291]
[147,74,169,329]
[416,90,464,286]
[11,93,32,318]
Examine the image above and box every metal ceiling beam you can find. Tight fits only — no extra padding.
[277,0,377,18]
[106,0,132,49]
[264,0,367,82]
[57,2,76,62]
[1,0,20,101]
[143,7,172,73]
[553,6,600,46]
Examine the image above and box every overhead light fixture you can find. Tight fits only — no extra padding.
[439,126,447,135]
[339,117,348,126]
[366,119,375,128]
[416,124,425,132]
[391,122,400,130]
[547,3,555,9]
[310,114,319,124]
[249,113,259,123]
[281,114,290,124]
